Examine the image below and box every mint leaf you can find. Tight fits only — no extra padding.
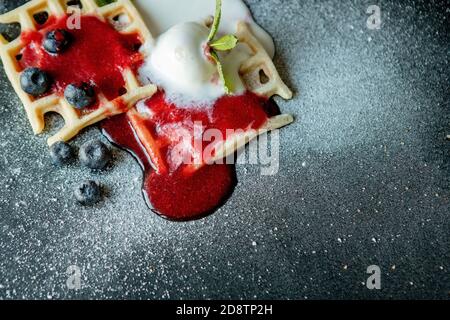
[207,0,222,42]
[210,35,238,51]
[96,0,116,7]
[206,0,236,94]
[210,50,231,95]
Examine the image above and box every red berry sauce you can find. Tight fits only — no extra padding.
[19,15,143,103]
[102,91,280,221]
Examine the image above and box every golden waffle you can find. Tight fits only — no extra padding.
[206,21,295,164]
[208,114,293,165]
[0,0,156,145]
[236,21,293,100]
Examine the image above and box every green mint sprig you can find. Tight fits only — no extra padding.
[210,34,238,51]
[209,50,230,94]
[207,0,222,42]
[207,0,239,94]
[96,0,116,7]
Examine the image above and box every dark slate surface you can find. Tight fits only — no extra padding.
[0,0,449,299]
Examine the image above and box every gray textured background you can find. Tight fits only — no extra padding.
[0,0,449,300]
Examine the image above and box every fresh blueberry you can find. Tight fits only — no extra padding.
[20,67,50,96]
[79,140,111,170]
[74,180,102,206]
[64,82,96,109]
[43,29,72,54]
[49,141,74,165]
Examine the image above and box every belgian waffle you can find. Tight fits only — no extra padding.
[207,21,295,164]
[236,21,293,100]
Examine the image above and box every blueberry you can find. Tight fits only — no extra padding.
[74,180,102,206]
[64,83,96,109]
[79,140,111,170]
[20,67,50,96]
[49,141,74,165]
[43,29,72,54]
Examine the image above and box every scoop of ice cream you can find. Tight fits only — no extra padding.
[140,22,224,107]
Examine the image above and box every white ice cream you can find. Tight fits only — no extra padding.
[134,0,274,57]
[139,22,225,107]
[136,0,275,107]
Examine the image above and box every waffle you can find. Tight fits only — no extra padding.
[208,114,293,165]
[236,21,293,100]
[128,21,294,173]
[204,22,294,166]
[0,0,156,145]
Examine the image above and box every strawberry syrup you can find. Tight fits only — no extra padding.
[19,15,143,102]
[102,91,280,221]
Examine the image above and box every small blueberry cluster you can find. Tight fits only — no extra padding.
[20,29,96,109]
[50,139,112,206]
[19,28,114,206]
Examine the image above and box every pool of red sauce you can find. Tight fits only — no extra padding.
[19,15,143,106]
[102,91,280,221]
